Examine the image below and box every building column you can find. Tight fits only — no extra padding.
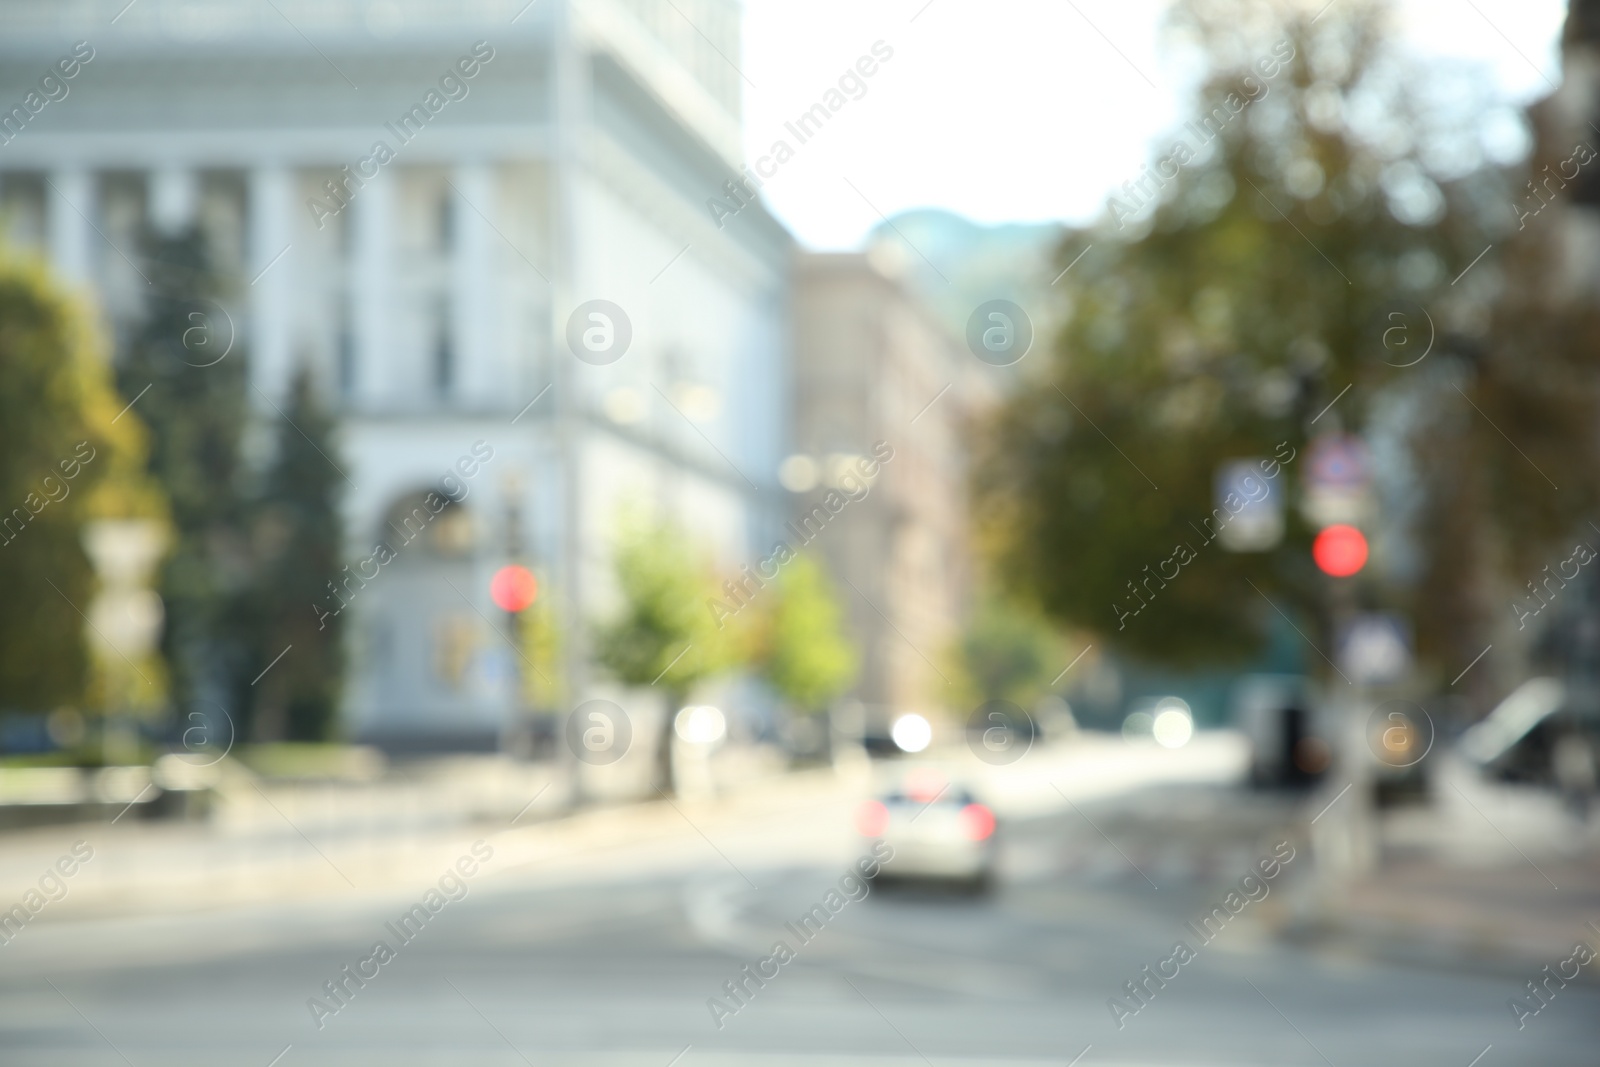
[352,167,394,410]
[46,167,93,287]
[249,165,294,403]
[451,162,499,407]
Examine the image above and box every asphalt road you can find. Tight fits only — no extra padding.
[2,780,1595,1067]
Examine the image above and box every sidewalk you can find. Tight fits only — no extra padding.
[0,759,854,924]
[1305,756,1600,973]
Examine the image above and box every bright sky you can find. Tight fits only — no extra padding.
[738,0,1569,250]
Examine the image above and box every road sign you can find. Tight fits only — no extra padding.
[1338,613,1412,684]
[1215,459,1284,552]
[1308,435,1369,490]
[1304,435,1372,527]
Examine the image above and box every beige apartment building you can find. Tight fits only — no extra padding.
[790,250,986,738]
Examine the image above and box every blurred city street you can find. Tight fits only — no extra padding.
[4,0,1600,1062]
[1,736,1596,1066]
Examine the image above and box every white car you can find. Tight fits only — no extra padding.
[856,777,998,892]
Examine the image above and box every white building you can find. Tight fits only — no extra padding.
[0,0,792,749]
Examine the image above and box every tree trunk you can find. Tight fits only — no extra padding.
[653,690,682,795]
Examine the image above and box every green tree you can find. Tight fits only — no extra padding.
[0,247,161,713]
[242,368,347,741]
[520,590,565,712]
[115,227,253,727]
[951,593,1065,713]
[974,0,1525,672]
[748,554,858,715]
[592,518,731,791]
[1399,30,1600,696]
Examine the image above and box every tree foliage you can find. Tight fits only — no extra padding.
[950,593,1067,713]
[519,592,565,712]
[115,228,254,722]
[118,231,350,742]
[1399,53,1600,689]
[0,247,159,710]
[974,0,1558,674]
[592,516,735,790]
[242,368,347,741]
[592,518,731,694]
[746,553,858,714]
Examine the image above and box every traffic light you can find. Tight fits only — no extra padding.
[1312,524,1368,577]
[490,564,538,612]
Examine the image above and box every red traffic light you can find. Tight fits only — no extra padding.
[1313,524,1368,577]
[490,565,538,612]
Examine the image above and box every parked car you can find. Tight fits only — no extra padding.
[1234,674,1333,790]
[1461,677,1600,816]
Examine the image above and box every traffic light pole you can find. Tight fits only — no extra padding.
[1313,572,1378,905]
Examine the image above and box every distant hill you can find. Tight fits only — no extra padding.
[864,209,1068,350]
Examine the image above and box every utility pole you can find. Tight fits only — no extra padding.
[551,0,587,808]
[501,469,527,752]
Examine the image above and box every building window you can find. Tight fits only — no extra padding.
[433,297,453,397]
[437,190,453,253]
[432,614,476,691]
